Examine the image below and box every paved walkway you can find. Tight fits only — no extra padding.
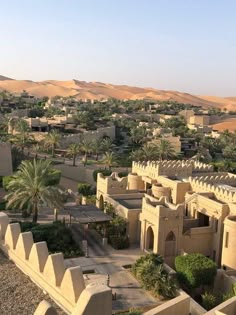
[65,236,160,312]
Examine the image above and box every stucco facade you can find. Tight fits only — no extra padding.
[96,159,236,269]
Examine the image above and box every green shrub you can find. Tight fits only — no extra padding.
[133,253,177,299]
[201,292,218,310]
[109,235,129,249]
[21,221,83,258]
[77,183,92,196]
[222,283,236,302]
[20,221,38,231]
[0,176,2,187]
[118,171,128,178]
[93,168,112,182]
[175,254,217,290]
[2,175,14,191]
[128,309,142,315]
[0,200,7,210]
[132,253,163,276]
[85,195,97,205]
[45,168,61,186]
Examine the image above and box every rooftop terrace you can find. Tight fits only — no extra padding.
[114,197,143,210]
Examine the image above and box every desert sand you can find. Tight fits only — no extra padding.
[0,75,235,111]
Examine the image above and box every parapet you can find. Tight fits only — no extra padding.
[189,173,236,203]
[143,194,184,218]
[34,300,58,315]
[0,213,112,315]
[97,172,128,195]
[132,160,212,179]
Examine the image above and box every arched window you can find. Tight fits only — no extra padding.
[165,231,176,242]
[99,195,104,211]
[165,231,176,257]
[146,226,154,252]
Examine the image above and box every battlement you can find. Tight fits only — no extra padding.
[142,195,184,218]
[132,160,213,179]
[0,213,112,315]
[189,173,236,203]
[97,172,128,195]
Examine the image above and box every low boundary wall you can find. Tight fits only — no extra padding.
[0,212,112,315]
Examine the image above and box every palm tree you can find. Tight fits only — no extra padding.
[130,143,159,162]
[142,143,159,161]
[11,119,33,153]
[223,145,236,161]
[80,139,93,166]
[103,151,117,170]
[44,130,61,157]
[129,127,147,147]
[5,159,62,223]
[220,129,231,145]
[67,143,80,166]
[15,119,30,134]
[8,117,18,134]
[92,139,101,160]
[157,139,175,161]
[32,143,40,160]
[101,137,113,153]
[0,116,10,133]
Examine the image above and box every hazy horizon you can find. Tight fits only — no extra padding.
[1,0,236,97]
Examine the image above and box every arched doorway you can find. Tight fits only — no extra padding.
[146,226,154,252]
[164,231,176,257]
[99,195,104,211]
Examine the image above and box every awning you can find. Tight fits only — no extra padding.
[64,204,112,224]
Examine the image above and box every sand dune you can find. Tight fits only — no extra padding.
[0,76,235,110]
[0,75,13,81]
[200,96,236,111]
[212,118,236,131]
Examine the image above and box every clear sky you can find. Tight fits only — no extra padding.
[1,0,236,96]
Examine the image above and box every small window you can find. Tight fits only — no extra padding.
[215,219,218,233]
[213,250,216,261]
[225,232,229,248]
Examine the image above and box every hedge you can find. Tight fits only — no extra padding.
[20,221,83,258]
[45,169,61,186]
[175,253,217,289]
[118,171,128,178]
[77,183,93,196]
[93,168,112,182]
[109,235,129,250]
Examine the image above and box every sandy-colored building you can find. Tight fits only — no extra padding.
[151,134,182,153]
[179,109,195,122]
[97,159,236,270]
[0,142,13,176]
[189,114,210,126]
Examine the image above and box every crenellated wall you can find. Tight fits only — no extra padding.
[96,172,128,203]
[132,160,213,179]
[0,213,112,315]
[189,173,236,203]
